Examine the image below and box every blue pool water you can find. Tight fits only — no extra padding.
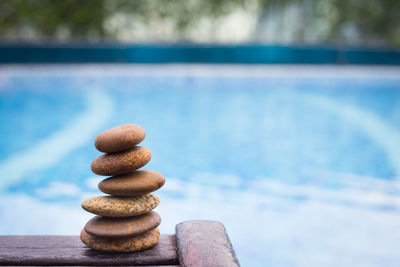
[0,65,400,267]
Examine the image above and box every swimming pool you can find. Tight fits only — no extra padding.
[1,65,400,267]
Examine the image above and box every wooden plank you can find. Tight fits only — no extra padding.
[175,221,240,267]
[0,234,178,266]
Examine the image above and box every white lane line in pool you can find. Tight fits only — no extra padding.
[0,90,114,191]
[35,181,81,199]
[304,95,400,177]
[161,172,400,210]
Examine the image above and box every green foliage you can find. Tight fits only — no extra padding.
[0,0,398,45]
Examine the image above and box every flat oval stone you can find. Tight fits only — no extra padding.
[85,211,161,238]
[81,194,159,217]
[99,170,165,196]
[91,146,151,176]
[95,124,146,153]
[80,227,160,252]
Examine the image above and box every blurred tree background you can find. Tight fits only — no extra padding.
[0,0,399,46]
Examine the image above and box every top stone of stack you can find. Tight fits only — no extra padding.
[94,124,146,153]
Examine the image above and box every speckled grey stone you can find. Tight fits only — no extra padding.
[81,194,159,217]
[91,146,151,176]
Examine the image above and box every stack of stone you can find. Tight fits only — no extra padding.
[80,124,165,252]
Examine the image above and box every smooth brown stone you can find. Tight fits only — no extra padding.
[99,170,165,196]
[85,211,161,238]
[91,146,151,176]
[81,194,160,217]
[94,124,146,153]
[80,228,160,252]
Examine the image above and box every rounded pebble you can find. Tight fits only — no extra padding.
[91,146,151,176]
[85,211,161,238]
[80,228,160,252]
[81,194,159,217]
[94,124,146,153]
[99,170,165,196]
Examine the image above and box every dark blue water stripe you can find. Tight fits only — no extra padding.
[0,44,399,64]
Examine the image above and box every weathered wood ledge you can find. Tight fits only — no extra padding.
[0,220,240,267]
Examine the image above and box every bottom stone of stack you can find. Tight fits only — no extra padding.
[80,228,160,252]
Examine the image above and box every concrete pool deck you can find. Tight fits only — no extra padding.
[0,64,400,79]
